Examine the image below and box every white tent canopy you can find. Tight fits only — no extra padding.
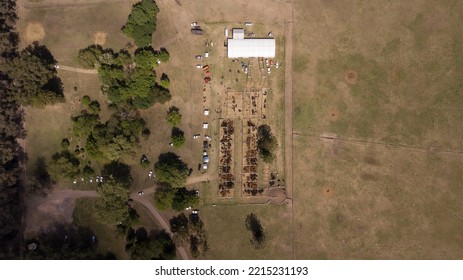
[227,38,275,58]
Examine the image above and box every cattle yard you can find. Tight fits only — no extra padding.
[190,21,285,201]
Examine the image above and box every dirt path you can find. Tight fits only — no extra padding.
[131,192,189,260]
[186,173,211,185]
[58,65,98,74]
[284,15,294,259]
[22,0,128,9]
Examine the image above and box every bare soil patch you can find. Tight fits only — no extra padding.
[326,107,340,122]
[344,69,358,85]
[93,31,107,45]
[25,22,45,43]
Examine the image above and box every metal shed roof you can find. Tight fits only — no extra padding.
[232,28,245,39]
[227,38,275,58]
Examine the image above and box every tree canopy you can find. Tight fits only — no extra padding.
[93,46,171,109]
[95,177,136,225]
[171,127,185,148]
[5,42,64,107]
[126,227,176,260]
[122,0,159,47]
[47,151,80,181]
[245,213,266,249]
[154,152,189,188]
[257,125,278,163]
[169,213,208,258]
[166,106,181,126]
[154,186,199,211]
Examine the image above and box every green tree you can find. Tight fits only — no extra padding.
[72,112,100,138]
[172,187,199,211]
[47,151,80,181]
[81,95,91,106]
[171,127,185,148]
[154,152,188,188]
[122,0,159,47]
[155,48,170,63]
[61,138,70,150]
[257,124,278,163]
[77,45,105,69]
[101,161,132,188]
[88,100,101,114]
[166,106,181,126]
[245,213,266,249]
[160,73,170,88]
[134,47,159,70]
[153,186,175,210]
[127,228,176,260]
[95,178,132,225]
[6,42,64,107]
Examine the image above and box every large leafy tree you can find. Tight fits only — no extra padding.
[6,42,64,107]
[171,127,185,148]
[47,151,80,181]
[122,0,159,47]
[154,186,199,211]
[95,177,135,225]
[245,213,266,249]
[169,213,208,258]
[257,125,278,163]
[154,152,189,188]
[126,228,176,260]
[166,106,181,126]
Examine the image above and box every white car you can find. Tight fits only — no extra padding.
[196,64,202,69]
[192,209,200,214]
[193,134,201,139]
[203,150,208,156]
[138,191,144,196]
[185,207,192,211]
[203,163,208,170]
[169,142,174,146]
[205,134,212,141]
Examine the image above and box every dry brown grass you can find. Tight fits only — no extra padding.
[291,0,463,259]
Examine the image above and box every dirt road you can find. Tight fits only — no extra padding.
[284,16,294,259]
[131,192,189,260]
[58,65,98,74]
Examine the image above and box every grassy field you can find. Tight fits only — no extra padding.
[292,0,463,259]
[200,203,292,259]
[17,0,131,66]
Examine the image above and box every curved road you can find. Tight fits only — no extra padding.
[48,188,189,260]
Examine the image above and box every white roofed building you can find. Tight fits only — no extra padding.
[227,28,275,58]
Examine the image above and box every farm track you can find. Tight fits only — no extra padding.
[284,12,294,258]
[23,0,128,9]
[58,65,98,74]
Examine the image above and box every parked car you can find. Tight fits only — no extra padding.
[193,134,201,139]
[203,141,209,149]
[137,191,144,196]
